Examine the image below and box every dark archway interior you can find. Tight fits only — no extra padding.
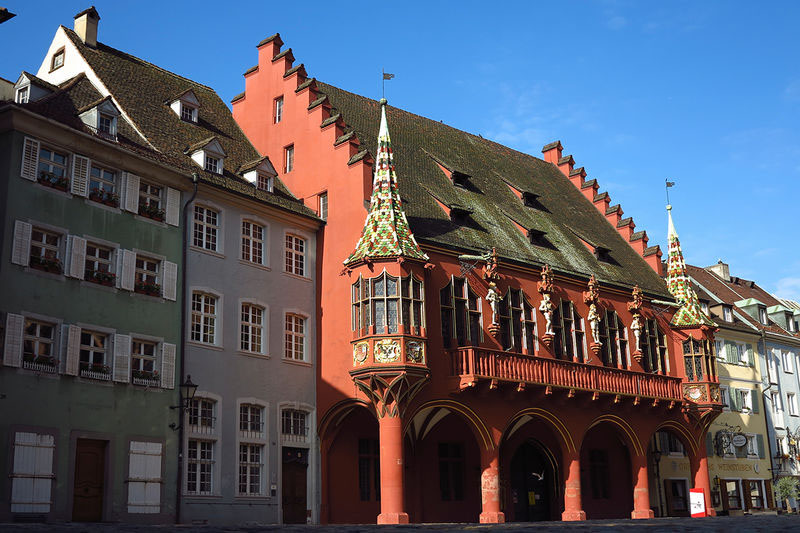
[580,423,633,519]
[509,439,559,521]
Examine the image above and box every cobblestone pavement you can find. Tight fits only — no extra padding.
[3,515,800,533]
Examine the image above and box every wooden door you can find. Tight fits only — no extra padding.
[73,439,106,522]
[282,447,308,524]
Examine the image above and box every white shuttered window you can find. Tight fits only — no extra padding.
[127,441,162,514]
[11,432,55,513]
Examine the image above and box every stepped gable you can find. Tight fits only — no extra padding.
[542,140,663,275]
[309,81,670,297]
[59,26,315,218]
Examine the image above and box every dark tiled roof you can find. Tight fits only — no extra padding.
[315,82,671,297]
[20,71,59,92]
[60,27,315,219]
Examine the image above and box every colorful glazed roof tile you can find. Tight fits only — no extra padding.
[345,100,429,265]
[666,205,716,328]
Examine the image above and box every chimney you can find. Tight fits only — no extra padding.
[74,6,100,47]
[706,260,730,282]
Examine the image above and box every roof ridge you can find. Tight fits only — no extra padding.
[62,26,215,92]
[315,81,550,166]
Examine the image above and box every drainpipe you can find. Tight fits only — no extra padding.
[176,172,199,524]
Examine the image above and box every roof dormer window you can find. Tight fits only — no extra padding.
[15,86,28,104]
[204,155,220,174]
[181,103,198,123]
[723,305,733,322]
[759,307,768,325]
[168,89,200,123]
[257,174,273,192]
[786,313,796,332]
[78,96,120,140]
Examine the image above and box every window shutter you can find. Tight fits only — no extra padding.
[165,187,180,226]
[730,389,740,411]
[64,324,81,376]
[764,479,774,509]
[71,155,90,197]
[117,249,136,291]
[726,341,737,363]
[3,313,25,367]
[123,172,140,213]
[68,235,87,279]
[12,220,32,266]
[751,389,760,414]
[11,432,54,513]
[113,334,131,383]
[757,434,765,459]
[162,261,177,301]
[160,342,176,389]
[705,432,714,456]
[128,441,162,513]
[20,137,40,181]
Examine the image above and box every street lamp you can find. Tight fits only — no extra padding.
[169,375,198,430]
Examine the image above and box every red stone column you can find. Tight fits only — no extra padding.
[561,452,586,521]
[479,447,505,523]
[690,446,716,517]
[631,454,654,519]
[377,415,409,524]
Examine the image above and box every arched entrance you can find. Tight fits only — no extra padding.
[509,440,559,521]
[322,404,379,524]
[579,422,634,519]
[404,405,484,523]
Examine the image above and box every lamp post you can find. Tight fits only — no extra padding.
[653,449,664,517]
[169,375,198,430]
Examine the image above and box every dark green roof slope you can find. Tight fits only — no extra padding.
[316,82,670,298]
[60,27,315,219]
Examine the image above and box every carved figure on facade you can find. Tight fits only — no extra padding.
[583,275,602,356]
[627,285,644,364]
[537,265,555,348]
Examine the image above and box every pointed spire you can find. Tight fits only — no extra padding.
[665,205,715,327]
[344,99,429,265]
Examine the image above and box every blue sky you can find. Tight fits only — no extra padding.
[3,0,799,300]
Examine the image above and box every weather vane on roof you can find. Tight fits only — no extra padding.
[665,179,675,207]
[382,70,395,100]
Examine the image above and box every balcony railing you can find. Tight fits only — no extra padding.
[448,347,683,401]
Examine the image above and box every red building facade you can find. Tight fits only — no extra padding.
[233,35,722,523]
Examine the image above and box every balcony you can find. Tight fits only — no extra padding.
[448,346,683,402]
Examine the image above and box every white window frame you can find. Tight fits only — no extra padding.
[241,219,266,266]
[192,204,222,254]
[769,349,780,384]
[256,174,273,193]
[236,398,268,498]
[284,312,307,362]
[739,389,752,413]
[720,385,730,411]
[280,406,310,444]
[318,192,328,220]
[29,225,64,274]
[746,434,759,458]
[184,391,221,496]
[51,48,64,71]
[723,306,733,322]
[16,85,29,104]
[190,290,222,347]
[274,96,284,124]
[239,300,268,355]
[78,328,113,380]
[783,350,794,373]
[22,317,59,373]
[284,233,306,277]
[180,103,198,123]
[204,155,220,174]
[284,145,294,173]
[788,393,798,417]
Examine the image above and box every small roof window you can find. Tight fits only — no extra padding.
[168,89,200,123]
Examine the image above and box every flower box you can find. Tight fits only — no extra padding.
[89,188,120,208]
[85,269,116,287]
[134,281,161,297]
[22,354,58,373]
[79,362,111,380]
[38,171,69,192]
[138,202,166,222]
[30,255,63,274]
[132,369,160,387]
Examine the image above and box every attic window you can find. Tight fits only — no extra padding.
[759,307,768,325]
[522,192,539,208]
[786,313,795,332]
[50,48,65,72]
[722,305,733,322]
[594,246,612,264]
[527,229,548,247]
[257,174,273,192]
[98,113,113,134]
[205,155,220,174]
[700,301,709,315]
[181,103,198,123]
[449,205,472,224]
[451,171,470,188]
[15,86,28,104]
